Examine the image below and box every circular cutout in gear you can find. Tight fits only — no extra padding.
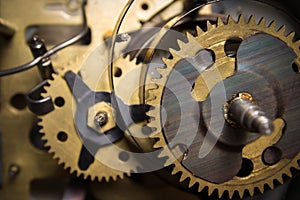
[147,15,300,198]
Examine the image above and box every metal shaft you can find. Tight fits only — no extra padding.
[28,35,55,80]
[228,98,274,135]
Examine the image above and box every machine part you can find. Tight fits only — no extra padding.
[64,70,124,155]
[0,0,154,198]
[224,92,274,135]
[39,71,129,181]
[94,111,109,127]
[28,35,55,80]
[147,15,300,198]
[0,0,89,77]
[26,80,55,115]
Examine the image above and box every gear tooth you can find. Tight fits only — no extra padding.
[90,175,95,182]
[188,179,196,188]
[237,14,246,24]
[171,165,181,175]
[268,180,275,189]
[76,170,81,178]
[169,48,178,58]
[206,20,214,30]
[277,25,286,36]
[177,39,186,49]
[257,184,264,194]
[119,173,125,179]
[111,175,117,181]
[153,139,164,148]
[277,175,284,184]
[49,148,55,154]
[208,187,215,196]
[287,31,296,41]
[258,17,266,27]
[227,15,236,25]
[84,173,89,180]
[186,32,196,43]
[238,189,244,199]
[198,184,205,192]
[104,175,110,182]
[57,158,64,165]
[68,166,74,174]
[156,67,168,77]
[158,149,169,160]
[39,127,45,134]
[295,161,300,170]
[228,190,235,199]
[179,173,188,182]
[217,17,223,27]
[286,168,293,177]
[247,15,256,25]
[41,133,47,140]
[268,20,276,30]
[162,57,169,64]
[147,109,157,119]
[295,40,300,47]
[37,119,44,127]
[196,26,204,35]
[217,189,223,199]
[248,188,255,197]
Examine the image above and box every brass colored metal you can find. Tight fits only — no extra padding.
[0,1,84,198]
[147,15,300,198]
[87,101,116,133]
[40,72,128,181]
[0,18,16,37]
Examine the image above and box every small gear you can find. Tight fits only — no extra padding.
[147,15,300,198]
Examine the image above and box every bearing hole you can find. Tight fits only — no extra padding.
[224,37,243,57]
[10,93,27,110]
[54,97,65,107]
[292,62,299,73]
[57,131,68,142]
[114,67,122,77]
[119,152,129,162]
[236,158,253,177]
[262,146,282,166]
[141,3,149,10]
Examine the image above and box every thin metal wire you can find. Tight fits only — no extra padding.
[0,0,88,77]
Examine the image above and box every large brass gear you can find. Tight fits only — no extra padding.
[146,15,300,198]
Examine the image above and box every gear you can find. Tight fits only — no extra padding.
[39,55,143,181]
[39,72,128,181]
[147,15,300,198]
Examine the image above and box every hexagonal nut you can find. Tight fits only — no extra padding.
[87,101,116,134]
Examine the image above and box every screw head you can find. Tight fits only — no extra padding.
[8,163,20,177]
[94,111,108,127]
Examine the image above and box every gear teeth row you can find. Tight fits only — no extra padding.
[147,14,300,199]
